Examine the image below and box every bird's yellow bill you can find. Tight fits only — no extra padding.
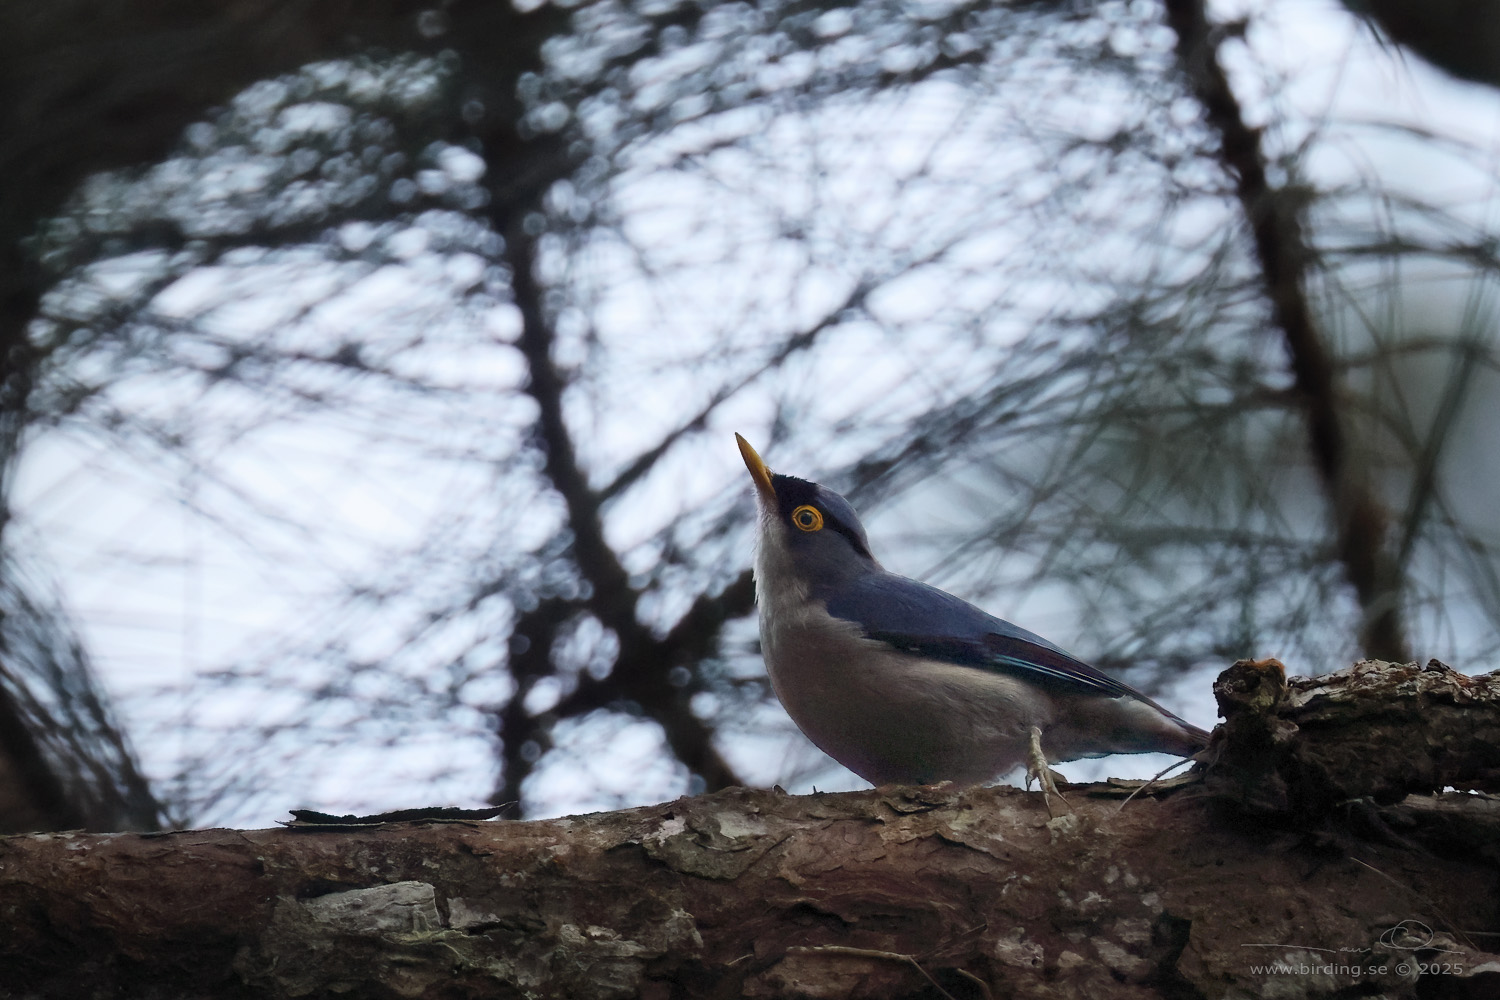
[735,433,776,502]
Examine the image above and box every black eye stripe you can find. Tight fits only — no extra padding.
[830,522,870,558]
[770,472,871,558]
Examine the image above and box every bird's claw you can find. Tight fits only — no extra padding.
[1026,726,1073,817]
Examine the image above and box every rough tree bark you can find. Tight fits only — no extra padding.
[2,660,1497,999]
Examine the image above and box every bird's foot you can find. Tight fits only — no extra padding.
[1026,726,1072,817]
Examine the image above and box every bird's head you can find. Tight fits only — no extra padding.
[736,434,879,594]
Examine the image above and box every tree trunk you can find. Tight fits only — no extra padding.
[2,660,1497,999]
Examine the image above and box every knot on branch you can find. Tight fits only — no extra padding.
[1204,658,1500,820]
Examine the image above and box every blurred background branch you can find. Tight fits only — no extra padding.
[1165,0,1408,662]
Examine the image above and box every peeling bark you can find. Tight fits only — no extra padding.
[3,661,1499,999]
[1205,658,1500,817]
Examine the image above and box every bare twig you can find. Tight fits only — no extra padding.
[502,218,741,798]
[1162,0,1410,662]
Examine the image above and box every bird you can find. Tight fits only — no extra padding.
[736,433,1210,808]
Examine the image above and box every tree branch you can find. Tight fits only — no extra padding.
[1205,657,1500,817]
[1351,1,1500,89]
[502,220,741,795]
[5,657,1500,1000]
[1162,0,1410,662]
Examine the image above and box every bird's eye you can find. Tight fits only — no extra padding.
[791,505,823,532]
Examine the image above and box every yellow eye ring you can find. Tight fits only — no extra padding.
[791,505,823,532]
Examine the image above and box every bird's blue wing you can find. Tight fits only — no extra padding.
[819,572,1146,701]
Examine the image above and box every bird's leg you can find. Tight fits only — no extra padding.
[1026,726,1072,816]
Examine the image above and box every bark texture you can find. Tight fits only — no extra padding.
[1205,658,1500,817]
[2,660,1499,1000]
